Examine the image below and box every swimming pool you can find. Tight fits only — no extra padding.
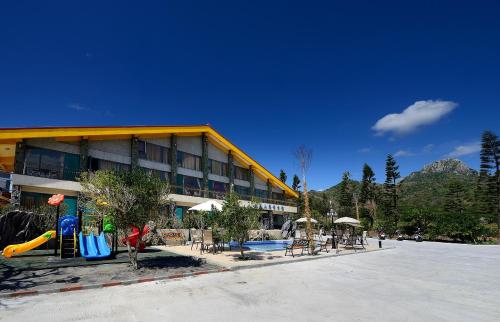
[229,240,293,252]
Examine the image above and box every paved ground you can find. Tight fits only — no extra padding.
[1,248,218,293]
[162,242,377,269]
[1,239,499,322]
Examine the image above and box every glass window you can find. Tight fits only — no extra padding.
[209,180,228,199]
[138,140,169,164]
[177,151,201,171]
[23,147,79,180]
[209,159,227,176]
[255,189,268,200]
[234,185,250,198]
[272,192,284,201]
[181,175,202,197]
[89,158,130,172]
[234,166,250,181]
[142,168,168,182]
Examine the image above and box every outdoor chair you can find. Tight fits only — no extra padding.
[362,231,368,246]
[285,239,309,257]
[316,235,332,253]
[201,230,215,254]
[190,229,203,250]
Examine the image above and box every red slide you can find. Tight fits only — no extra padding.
[122,226,149,252]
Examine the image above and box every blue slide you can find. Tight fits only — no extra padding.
[79,232,111,259]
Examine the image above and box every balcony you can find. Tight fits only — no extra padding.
[169,184,296,207]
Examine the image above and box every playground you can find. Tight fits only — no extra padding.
[0,194,220,295]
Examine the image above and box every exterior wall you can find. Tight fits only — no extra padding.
[177,167,203,179]
[88,139,131,164]
[24,138,80,155]
[138,159,171,172]
[208,173,229,183]
[234,179,250,187]
[177,136,201,156]
[143,137,170,148]
[207,141,227,162]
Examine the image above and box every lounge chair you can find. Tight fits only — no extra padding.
[285,239,309,257]
[201,230,215,254]
[190,229,202,250]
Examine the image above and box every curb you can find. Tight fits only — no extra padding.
[0,267,231,299]
[226,246,395,271]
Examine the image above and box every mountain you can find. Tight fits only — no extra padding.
[399,159,478,208]
[310,159,478,208]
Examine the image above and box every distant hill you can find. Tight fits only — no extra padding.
[310,159,478,207]
[399,158,478,208]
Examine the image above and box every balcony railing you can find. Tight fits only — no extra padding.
[169,185,297,207]
[23,167,81,182]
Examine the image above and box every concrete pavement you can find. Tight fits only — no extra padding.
[1,239,499,322]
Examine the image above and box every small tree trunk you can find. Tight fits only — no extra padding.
[239,240,244,258]
[131,230,142,269]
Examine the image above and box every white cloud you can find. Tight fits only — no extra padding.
[357,147,371,153]
[394,150,415,157]
[372,100,457,136]
[446,142,480,158]
[68,103,89,111]
[422,144,435,153]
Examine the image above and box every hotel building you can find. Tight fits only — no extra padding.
[0,125,298,228]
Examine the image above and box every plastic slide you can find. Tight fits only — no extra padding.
[2,231,56,258]
[78,231,111,259]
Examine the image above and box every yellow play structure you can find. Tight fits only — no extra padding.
[2,230,56,258]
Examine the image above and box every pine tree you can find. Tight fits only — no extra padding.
[279,170,287,184]
[292,174,301,191]
[359,163,377,227]
[338,171,353,217]
[359,163,376,204]
[443,180,466,216]
[384,154,401,231]
[478,130,500,242]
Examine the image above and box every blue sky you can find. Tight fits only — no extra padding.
[1,1,499,190]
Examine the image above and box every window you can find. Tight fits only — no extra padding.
[209,180,228,199]
[208,159,227,176]
[177,174,202,196]
[234,185,250,198]
[234,166,250,181]
[89,157,130,172]
[138,140,169,164]
[177,151,201,171]
[255,189,268,200]
[142,168,169,182]
[24,147,80,181]
[272,192,284,201]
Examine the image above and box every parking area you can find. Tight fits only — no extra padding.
[1,239,499,322]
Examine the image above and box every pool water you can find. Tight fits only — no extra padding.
[229,240,293,252]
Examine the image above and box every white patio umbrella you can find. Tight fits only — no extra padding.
[188,200,223,212]
[334,217,361,226]
[295,217,318,224]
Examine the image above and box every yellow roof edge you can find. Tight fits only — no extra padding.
[0,125,299,198]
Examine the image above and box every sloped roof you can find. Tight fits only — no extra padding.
[0,125,298,198]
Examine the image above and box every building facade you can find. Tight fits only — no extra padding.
[0,125,298,228]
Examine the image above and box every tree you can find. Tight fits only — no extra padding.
[338,171,353,217]
[279,170,287,184]
[294,145,314,254]
[440,179,482,242]
[478,130,500,242]
[292,174,301,191]
[384,154,401,232]
[219,192,260,259]
[359,163,377,227]
[79,169,170,269]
